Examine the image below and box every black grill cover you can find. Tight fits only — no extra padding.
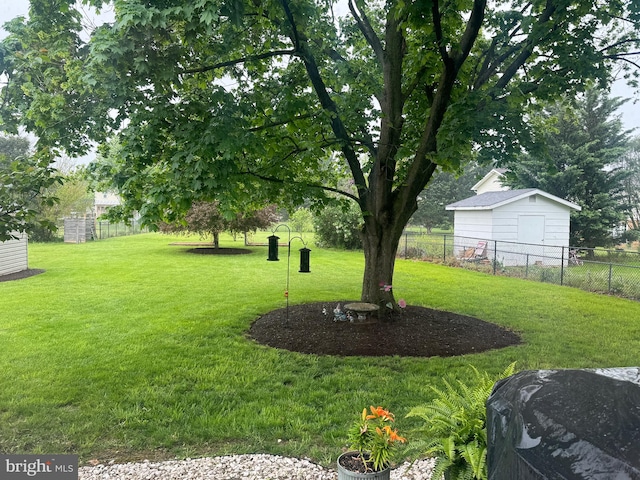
[487,368,640,480]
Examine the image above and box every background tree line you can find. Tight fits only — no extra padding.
[409,88,640,250]
[4,83,640,250]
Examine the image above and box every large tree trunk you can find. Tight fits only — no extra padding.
[361,229,401,308]
[360,202,417,309]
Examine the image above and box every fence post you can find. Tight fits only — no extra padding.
[609,263,613,293]
[560,246,565,286]
[493,240,498,275]
[526,254,529,278]
[404,231,408,259]
[443,235,447,262]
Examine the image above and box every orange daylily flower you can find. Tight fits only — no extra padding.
[378,425,407,444]
[366,405,394,422]
[388,427,407,443]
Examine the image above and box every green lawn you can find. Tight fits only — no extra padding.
[1,233,639,466]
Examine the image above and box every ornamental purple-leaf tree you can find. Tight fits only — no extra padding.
[158,201,277,247]
[1,0,639,306]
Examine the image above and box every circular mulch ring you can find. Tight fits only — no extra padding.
[0,269,45,283]
[248,301,521,357]
[186,247,253,255]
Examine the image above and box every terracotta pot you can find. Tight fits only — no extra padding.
[337,451,391,480]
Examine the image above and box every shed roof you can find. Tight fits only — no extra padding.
[446,188,581,211]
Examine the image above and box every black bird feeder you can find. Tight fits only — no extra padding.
[267,235,280,261]
[267,224,312,326]
[299,247,311,273]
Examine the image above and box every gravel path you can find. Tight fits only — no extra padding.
[78,454,436,479]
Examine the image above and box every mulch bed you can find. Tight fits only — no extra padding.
[0,269,45,283]
[186,247,253,255]
[169,243,253,255]
[248,301,521,357]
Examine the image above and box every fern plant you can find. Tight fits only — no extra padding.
[406,363,516,480]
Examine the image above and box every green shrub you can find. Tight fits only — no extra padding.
[30,223,61,242]
[406,363,516,480]
[539,267,560,284]
[397,246,426,259]
[313,203,363,249]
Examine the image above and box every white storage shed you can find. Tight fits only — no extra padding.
[0,232,29,277]
[446,189,581,266]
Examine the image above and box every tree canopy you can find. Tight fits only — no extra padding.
[1,0,640,303]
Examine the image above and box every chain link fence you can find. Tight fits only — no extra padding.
[95,220,148,239]
[398,232,640,301]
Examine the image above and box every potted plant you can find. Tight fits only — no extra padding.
[337,406,407,480]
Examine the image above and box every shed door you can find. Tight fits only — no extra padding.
[518,215,545,244]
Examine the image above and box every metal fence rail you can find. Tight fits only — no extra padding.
[398,232,640,301]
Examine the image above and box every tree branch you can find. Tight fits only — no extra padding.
[397,0,487,212]
[403,64,428,101]
[454,0,487,69]
[494,0,556,90]
[474,10,528,89]
[241,169,359,202]
[609,56,640,71]
[599,38,640,53]
[308,38,382,106]
[348,0,384,64]
[278,0,369,204]
[605,51,640,58]
[432,0,449,63]
[180,49,296,75]
[248,113,316,132]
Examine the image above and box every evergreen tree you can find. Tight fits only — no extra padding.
[618,136,640,232]
[504,89,631,248]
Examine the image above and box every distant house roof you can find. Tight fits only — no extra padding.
[94,191,121,207]
[446,188,581,211]
[471,168,508,193]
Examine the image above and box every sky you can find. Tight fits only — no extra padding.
[1,0,639,142]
